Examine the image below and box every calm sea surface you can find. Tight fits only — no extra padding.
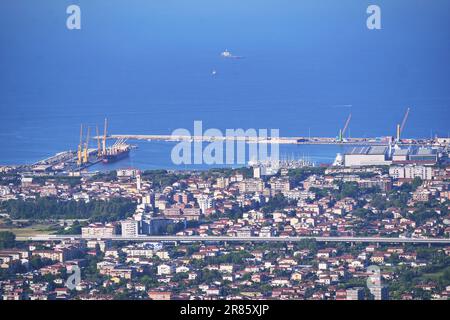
[1,1,449,170]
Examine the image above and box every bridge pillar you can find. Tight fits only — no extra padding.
[428,243,431,248]
[376,242,380,248]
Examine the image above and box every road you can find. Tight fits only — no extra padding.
[16,235,450,244]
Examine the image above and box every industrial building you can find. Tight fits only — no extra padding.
[343,146,391,167]
[392,147,439,164]
[337,145,441,167]
[408,148,438,163]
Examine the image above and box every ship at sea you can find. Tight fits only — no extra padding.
[220,49,244,59]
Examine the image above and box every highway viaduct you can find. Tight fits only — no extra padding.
[16,235,450,246]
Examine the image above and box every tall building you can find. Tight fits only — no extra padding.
[346,287,365,300]
[197,195,214,214]
[370,285,389,300]
[81,223,118,237]
[136,174,142,190]
[269,177,291,192]
[216,177,230,189]
[117,168,140,178]
[142,192,155,207]
[140,218,173,235]
[238,178,265,193]
[389,164,434,180]
[121,220,139,237]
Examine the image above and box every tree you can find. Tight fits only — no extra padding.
[309,187,329,199]
[1,197,135,221]
[288,167,326,187]
[335,182,360,199]
[411,177,423,191]
[0,231,15,249]
[29,256,54,270]
[261,194,289,213]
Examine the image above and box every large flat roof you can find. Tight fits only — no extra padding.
[346,146,387,155]
[368,146,388,155]
[414,148,437,155]
[393,148,409,156]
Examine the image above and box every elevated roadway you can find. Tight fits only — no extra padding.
[16,235,450,245]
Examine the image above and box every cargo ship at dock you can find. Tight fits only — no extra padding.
[76,119,134,167]
[102,144,131,163]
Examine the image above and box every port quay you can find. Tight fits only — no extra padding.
[27,131,445,171]
[108,134,424,145]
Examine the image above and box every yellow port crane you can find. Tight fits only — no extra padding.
[396,107,410,142]
[83,126,90,164]
[77,124,83,166]
[96,126,102,157]
[338,113,352,142]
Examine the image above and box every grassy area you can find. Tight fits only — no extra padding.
[0,223,57,237]
[422,268,449,281]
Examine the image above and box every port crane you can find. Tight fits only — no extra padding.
[102,118,108,156]
[76,124,92,166]
[77,124,83,166]
[75,118,131,165]
[96,126,102,157]
[396,107,410,142]
[338,113,352,142]
[83,126,90,164]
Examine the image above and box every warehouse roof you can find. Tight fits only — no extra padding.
[414,148,436,155]
[346,146,387,155]
[368,146,388,155]
[393,148,409,156]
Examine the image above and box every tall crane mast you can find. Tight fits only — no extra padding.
[339,113,352,142]
[77,124,83,166]
[396,107,410,142]
[103,118,108,156]
[83,126,90,164]
[96,126,101,157]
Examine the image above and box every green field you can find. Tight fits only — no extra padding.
[0,223,58,237]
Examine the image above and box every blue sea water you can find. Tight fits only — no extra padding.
[0,0,449,170]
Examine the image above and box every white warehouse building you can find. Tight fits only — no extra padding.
[343,146,391,167]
